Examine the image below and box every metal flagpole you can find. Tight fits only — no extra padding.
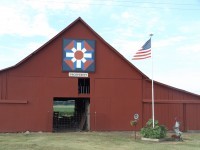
[150,33,155,128]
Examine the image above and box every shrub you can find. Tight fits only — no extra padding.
[140,119,167,139]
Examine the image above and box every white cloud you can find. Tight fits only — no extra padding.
[121,11,132,19]
[0,4,57,38]
[67,0,92,11]
[179,21,200,34]
[0,41,43,70]
[0,6,22,35]
[0,0,94,37]
[111,11,141,28]
[24,0,65,11]
[29,13,57,37]
[17,42,42,57]
[154,36,186,48]
[111,40,139,55]
[156,70,200,95]
[177,43,200,55]
[24,0,92,12]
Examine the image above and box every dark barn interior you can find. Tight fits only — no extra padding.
[53,98,90,131]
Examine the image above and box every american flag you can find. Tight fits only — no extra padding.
[133,38,151,60]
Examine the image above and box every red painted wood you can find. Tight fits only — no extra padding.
[0,100,28,104]
[143,99,200,104]
[186,104,200,130]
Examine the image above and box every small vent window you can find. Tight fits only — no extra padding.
[78,78,90,94]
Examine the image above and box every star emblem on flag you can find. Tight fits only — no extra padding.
[62,39,95,72]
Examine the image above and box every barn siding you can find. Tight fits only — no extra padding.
[143,80,200,130]
[143,80,199,100]
[186,104,200,130]
[0,74,2,99]
[0,73,7,99]
[93,78,143,131]
[143,103,184,130]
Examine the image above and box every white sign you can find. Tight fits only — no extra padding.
[69,72,88,77]
[134,114,139,120]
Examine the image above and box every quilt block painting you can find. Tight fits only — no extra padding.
[62,39,95,72]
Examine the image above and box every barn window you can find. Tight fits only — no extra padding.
[78,78,90,94]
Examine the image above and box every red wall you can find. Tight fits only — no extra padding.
[186,104,200,130]
[143,80,200,131]
[92,78,142,131]
[143,103,184,130]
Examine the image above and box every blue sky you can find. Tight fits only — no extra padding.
[0,0,200,95]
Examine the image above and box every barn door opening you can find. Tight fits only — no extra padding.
[53,97,90,132]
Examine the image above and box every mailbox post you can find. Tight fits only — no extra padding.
[130,113,139,140]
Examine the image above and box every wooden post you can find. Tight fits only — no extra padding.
[134,124,137,140]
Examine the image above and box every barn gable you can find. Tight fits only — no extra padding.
[0,17,146,79]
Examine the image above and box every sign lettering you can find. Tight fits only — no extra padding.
[69,72,88,77]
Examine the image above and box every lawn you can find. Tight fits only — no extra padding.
[53,105,75,116]
[0,132,200,150]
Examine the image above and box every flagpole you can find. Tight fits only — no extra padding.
[150,33,155,128]
[132,36,154,127]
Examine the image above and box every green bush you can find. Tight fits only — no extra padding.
[140,119,167,139]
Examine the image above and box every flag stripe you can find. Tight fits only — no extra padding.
[132,55,151,60]
[135,53,151,57]
[136,49,151,54]
[134,53,151,58]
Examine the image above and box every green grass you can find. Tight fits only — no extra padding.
[53,105,74,116]
[0,132,200,150]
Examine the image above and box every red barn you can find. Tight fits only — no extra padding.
[0,17,199,132]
